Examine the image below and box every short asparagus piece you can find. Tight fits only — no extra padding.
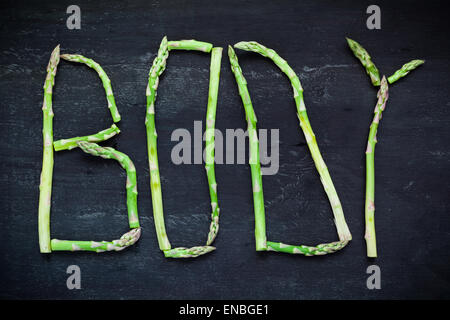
[230,43,352,255]
[38,45,60,253]
[60,54,121,123]
[53,124,120,151]
[346,37,381,86]
[388,59,425,84]
[163,246,216,258]
[347,37,424,257]
[145,37,218,258]
[51,228,141,252]
[266,240,349,256]
[168,40,213,53]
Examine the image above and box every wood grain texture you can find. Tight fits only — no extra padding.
[0,0,449,299]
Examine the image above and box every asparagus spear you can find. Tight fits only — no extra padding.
[346,38,381,86]
[388,59,425,84]
[51,141,141,252]
[163,246,216,258]
[77,141,140,228]
[60,54,121,123]
[205,47,222,245]
[145,36,171,251]
[53,124,120,151]
[228,46,266,251]
[230,43,352,255]
[145,37,220,258]
[365,76,389,257]
[38,45,60,253]
[168,40,213,52]
[51,228,141,252]
[346,37,424,257]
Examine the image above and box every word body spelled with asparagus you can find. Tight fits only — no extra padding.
[38,36,423,259]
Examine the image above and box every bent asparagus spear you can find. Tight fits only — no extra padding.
[51,142,141,252]
[54,54,122,152]
[60,54,121,122]
[230,42,352,255]
[347,37,424,257]
[145,37,221,258]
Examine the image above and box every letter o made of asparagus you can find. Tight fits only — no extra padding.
[145,37,222,258]
[51,142,141,252]
[229,42,352,256]
[346,37,424,257]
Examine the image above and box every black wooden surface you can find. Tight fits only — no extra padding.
[0,0,449,299]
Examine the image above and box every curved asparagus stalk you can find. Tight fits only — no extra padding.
[51,142,141,253]
[38,45,60,253]
[53,124,120,151]
[51,228,141,252]
[145,37,220,258]
[230,43,351,255]
[168,40,213,52]
[388,59,425,84]
[60,54,121,122]
[365,77,389,257]
[77,141,140,229]
[347,37,424,257]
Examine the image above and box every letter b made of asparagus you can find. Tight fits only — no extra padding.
[38,45,141,253]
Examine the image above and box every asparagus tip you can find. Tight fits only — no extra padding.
[227,45,235,55]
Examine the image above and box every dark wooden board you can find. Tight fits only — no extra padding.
[0,0,449,299]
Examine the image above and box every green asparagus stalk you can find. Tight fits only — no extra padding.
[163,246,216,258]
[231,42,352,255]
[168,40,213,52]
[145,36,171,251]
[205,47,222,245]
[365,77,389,257]
[53,124,120,151]
[38,45,60,253]
[347,37,424,257]
[266,240,349,256]
[388,59,425,84]
[78,141,140,228]
[145,37,218,258]
[346,38,381,86]
[51,228,141,252]
[60,54,121,123]
[228,46,266,251]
